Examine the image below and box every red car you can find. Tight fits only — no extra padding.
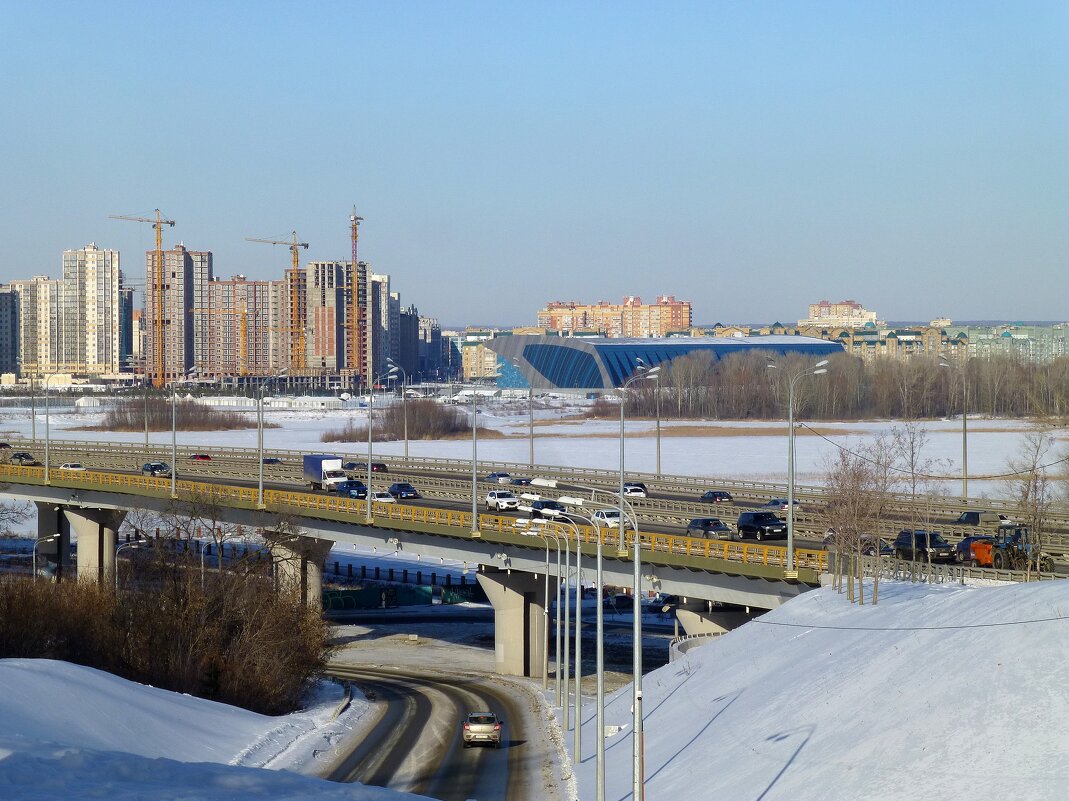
[189,453,212,462]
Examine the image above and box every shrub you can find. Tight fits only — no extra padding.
[84,398,266,432]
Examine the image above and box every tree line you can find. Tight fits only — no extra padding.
[619,351,1069,420]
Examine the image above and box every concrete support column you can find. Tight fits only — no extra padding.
[267,535,334,610]
[675,606,758,637]
[34,501,70,582]
[65,507,127,586]
[476,567,546,678]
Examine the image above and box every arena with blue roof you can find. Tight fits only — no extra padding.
[487,335,845,390]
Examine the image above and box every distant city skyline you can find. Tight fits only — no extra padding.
[1,3,1066,326]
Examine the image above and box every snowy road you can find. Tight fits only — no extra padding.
[325,665,561,801]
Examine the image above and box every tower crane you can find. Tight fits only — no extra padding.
[110,209,175,387]
[245,232,308,369]
[349,208,365,384]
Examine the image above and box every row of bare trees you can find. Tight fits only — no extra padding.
[621,351,1069,421]
[92,398,263,432]
[821,422,1065,603]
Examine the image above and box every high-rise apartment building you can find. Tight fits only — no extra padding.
[538,295,692,338]
[0,288,19,375]
[197,275,274,377]
[305,261,348,373]
[145,244,213,383]
[417,315,444,379]
[10,276,60,376]
[60,243,122,375]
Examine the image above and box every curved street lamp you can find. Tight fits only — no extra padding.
[32,534,59,582]
[257,370,288,508]
[386,358,409,460]
[767,358,828,575]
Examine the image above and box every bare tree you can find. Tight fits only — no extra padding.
[1007,432,1057,580]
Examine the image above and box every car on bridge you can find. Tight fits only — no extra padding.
[462,711,502,748]
[11,452,38,466]
[345,461,389,474]
[510,477,533,486]
[141,461,171,478]
[485,472,512,484]
[189,453,212,462]
[58,462,86,471]
[336,480,368,499]
[951,510,1012,529]
[369,491,395,503]
[486,490,519,511]
[530,499,568,520]
[592,509,634,529]
[686,517,734,539]
[699,490,734,503]
[762,498,802,512]
[388,482,420,500]
[623,481,647,498]
[261,457,283,465]
[893,529,956,562]
[736,511,787,541]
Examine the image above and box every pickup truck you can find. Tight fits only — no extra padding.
[462,711,502,748]
[952,511,1011,529]
[303,455,348,492]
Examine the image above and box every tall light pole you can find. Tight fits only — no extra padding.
[619,363,659,801]
[768,358,828,575]
[43,373,62,484]
[940,357,969,499]
[171,368,198,499]
[386,358,409,460]
[29,375,36,442]
[257,370,288,508]
[115,538,147,592]
[367,367,398,522]
[32,534,59,582]
[654,373,662,477]
[557,511,598,764]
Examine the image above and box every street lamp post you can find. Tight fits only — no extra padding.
[619,364,659,801]
[170,369,198,499]
[769,358,828,575]
[386,359,409,461]
[257,370,288,508]
[367,367,399,522]
[32,534,59,582]
[29,375,36,442]
[43,373,62,484]
[654,374,661,477]
[940,358,969,499]
[115,538,146,592]
[471,389,479,533]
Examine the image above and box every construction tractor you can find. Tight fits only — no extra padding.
[969,526,1055,573]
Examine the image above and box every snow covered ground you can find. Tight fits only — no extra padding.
[5,577,1069,800]
[576,577,1069,801]
[0,659,427,800]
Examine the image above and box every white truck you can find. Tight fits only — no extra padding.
[303,454,347,492]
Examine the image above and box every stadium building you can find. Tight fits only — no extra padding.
[487,335,845,390]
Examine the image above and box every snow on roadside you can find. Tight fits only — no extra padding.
[576,578,1069,801]
[0,659,427,800]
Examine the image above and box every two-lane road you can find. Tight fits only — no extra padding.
[325,665,554,801]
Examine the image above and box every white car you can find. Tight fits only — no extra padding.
[485,472,512,484]
[592,509,634,530]
[623,483,648,498]
[58,462,86,471]
[370,491,396,503]
[486,490,519,511]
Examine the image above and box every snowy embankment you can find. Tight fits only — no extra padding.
[0,660,428,800]
[580,578,1069,801]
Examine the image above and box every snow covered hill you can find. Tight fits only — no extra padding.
[580,578,1069,801]
[0,660,427,800]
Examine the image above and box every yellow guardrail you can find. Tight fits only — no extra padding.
[0,465,826,577]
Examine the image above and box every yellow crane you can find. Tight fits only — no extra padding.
[246,232,308,369]
[110,209,175,387]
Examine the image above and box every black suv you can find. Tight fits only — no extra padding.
[699,490,734,503]
[686,518,733,539]
[141,461,171,477]
[735,511,787,541]
[893,529,956,562]
[336,480,368,499]
[531,499,568,520]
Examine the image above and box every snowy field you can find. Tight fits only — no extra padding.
[0,398,1063,499]
[4,577,1068,800]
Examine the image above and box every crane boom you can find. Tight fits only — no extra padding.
[110,209,175,387]
[245,232,308,370]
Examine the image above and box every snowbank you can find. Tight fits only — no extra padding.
[0,659,427,800]
[579,579,1069,800]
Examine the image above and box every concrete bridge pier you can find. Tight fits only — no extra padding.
[268,535,334,610]
[64,507,127,586]
[675,602,759,637]
[34,501,71,581]
[476,567,547,678]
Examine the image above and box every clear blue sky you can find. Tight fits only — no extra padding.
[1,1,1066,327]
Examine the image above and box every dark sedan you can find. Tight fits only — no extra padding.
[686,518,734,539]
[336,480,368,500]
[955,534,994,563]
[345,461,388,473]
[388,482,421,500]
[699,490,734,503]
